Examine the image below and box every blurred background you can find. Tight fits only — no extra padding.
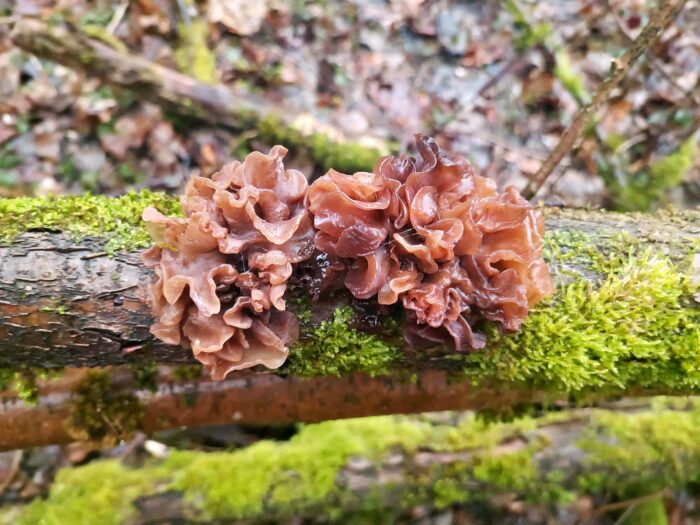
[0,0,699,524]
[0,0,698,208]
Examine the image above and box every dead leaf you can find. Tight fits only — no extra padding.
[208,0,268,36]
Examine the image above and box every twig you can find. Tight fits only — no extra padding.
[578,489,667,524]
[0,450,22,495]
[522,0,689,200]
[105,2,129,35]
[606,0,700,107]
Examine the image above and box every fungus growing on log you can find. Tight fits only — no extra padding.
[144,136,554,379]
[142,146,314,379]
[307,134,554,352]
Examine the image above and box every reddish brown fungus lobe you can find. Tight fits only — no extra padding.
[144,136,554,380]
[306,134,554,352]
[142,146,314,379]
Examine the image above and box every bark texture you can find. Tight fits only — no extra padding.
[0,206,697,369]
[0,369,547,451]
[10,399,700,524]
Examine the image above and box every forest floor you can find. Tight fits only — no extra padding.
[0,0,699,523]
[0,0,698,208]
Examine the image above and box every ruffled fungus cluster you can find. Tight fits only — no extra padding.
[144,135,554,379]
[306,134,554,352]
[142,146,314,379]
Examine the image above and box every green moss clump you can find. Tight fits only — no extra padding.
[172,364,203,382]
[66,371,143,446]
[174,20,218,83]
[577,402,700,499]
[256,115,389,173]
[17,460,166,525]
[647,138,696,194]
[0,191,181,253]
[0,368,63,405]
[129,362,159,393]
[286,307,401,377]
[604,138,697,211]
[465,246,700,392]
[554,50,590,104]
[169,416,431,520]
[80,25,129,54]
[618,497,668,525]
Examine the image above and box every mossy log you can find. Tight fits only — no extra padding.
[9,19,387,174]
[0,193,698,448]
[6,399,700,524]
[0,193,697,376]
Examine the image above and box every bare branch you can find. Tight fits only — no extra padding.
[522,0,689,200]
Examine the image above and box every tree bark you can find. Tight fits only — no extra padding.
[0,205,696,369]
[0,200,698,449]
[0,368,549,451]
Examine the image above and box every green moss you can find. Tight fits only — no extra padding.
[172,364,203,382]
[80,25,129,54]
[504,0,553,52]
[0,368,63,405]
[17,460,166,525]
[66,371,143,446]
[256,115,389,173]
[0,191,181,253]
[618,497,668,525]
[554,50,590,104]
[129,362,158,393]
[465,244,700,393]
[286,307,401,377]
[169,416,431,520]
[603,137,697,211]
[647,138,696,194]
[577,402,700,498]
[27,406,694,522]
[174,20,218,83]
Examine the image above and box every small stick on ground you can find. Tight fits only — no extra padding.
[522,0,689,200]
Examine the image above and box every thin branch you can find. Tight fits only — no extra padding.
[522,0,689,200]
[606,0,700,107]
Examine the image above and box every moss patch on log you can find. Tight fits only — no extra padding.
[15,401,700,524]
[257,115,391,173]
[65,370,143,446]
[464,240,700,393]
[0,191,181,253]
[286,306,401,377]
[0,195,697,394]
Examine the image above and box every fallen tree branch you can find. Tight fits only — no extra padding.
[522,0,689,199]
[0,368,550,451]
[9,18,388,174]
[11,399,700,523]
[1,194,698,407]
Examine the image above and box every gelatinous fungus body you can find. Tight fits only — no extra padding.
[307,134,554,352]
[142,146,314,379]
[145,136,554,379]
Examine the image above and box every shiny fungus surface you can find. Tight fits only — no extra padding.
[307,134,555,352]
[143,146,314,379]
[145,137,555,379]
